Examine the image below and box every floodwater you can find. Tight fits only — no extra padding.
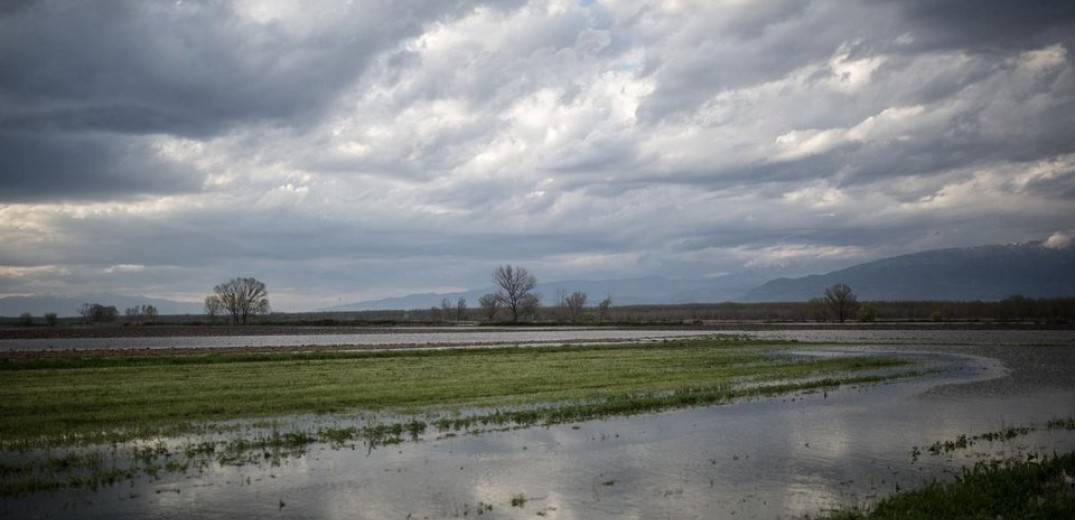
[3,327,1073,352]
[2,339,1075,519]
[0,328,714,352]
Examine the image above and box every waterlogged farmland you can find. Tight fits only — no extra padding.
[0,327,714,353]
[1,332,1074,518]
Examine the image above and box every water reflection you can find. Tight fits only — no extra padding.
[3,346,1074,519]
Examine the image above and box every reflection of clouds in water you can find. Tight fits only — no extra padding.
[782,481,843,517]
[24,346,1075,519]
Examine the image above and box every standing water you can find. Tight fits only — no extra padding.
[2,340,1074,519]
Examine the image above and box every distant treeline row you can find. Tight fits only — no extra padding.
[320,296,1075,324]
[5,296,1073,326]
[212,296,1075,324]
[594,297,1075,323]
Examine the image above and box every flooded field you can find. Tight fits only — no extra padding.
[0,328,714,352]
[1,332,1074,519]
[3,327,1073,353]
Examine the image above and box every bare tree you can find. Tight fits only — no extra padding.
[456,297,467,321]
[597,295,613,322]
[79,303,118,323]
[124,304,159,323]
[440,298,454,322]
[204,295,223,323]
[519,292,541,321]
[564,291,587,322]
[823,283,859,323]
[492,265,537,322]
[478,293,499,321]
[212,277,270,324]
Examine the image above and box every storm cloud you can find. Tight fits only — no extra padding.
[1,0,1074,310]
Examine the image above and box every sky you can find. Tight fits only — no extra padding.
[2,0,1074,311]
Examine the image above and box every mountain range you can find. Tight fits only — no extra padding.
[322,271,773,312]
[739,242,1075,302]
[329,242,1074,310]
[0,293,204,318]
[2,242,1072,317]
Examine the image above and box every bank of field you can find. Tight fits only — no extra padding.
[0,339,907,446]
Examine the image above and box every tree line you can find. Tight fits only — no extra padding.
[424,265,612,323]
[9,272,1073,326]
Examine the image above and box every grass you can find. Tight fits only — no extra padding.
[0,338,919,495]
[824,451,1075,519]
[0,338,907,447]
[910,417,1075,461]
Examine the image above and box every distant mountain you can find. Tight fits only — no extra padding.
[0,293,204,318]
[324,273,771,312]
[740,242,1075,302]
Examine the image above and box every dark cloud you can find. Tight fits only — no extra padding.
[0,1,500,137]
[0,130,199,201]
[0,0,525,201]
[635,2,850,122]
[891,0,1075,52]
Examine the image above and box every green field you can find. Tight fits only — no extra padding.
[0,339,906,447]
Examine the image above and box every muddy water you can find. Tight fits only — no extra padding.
[3,345,1075,519]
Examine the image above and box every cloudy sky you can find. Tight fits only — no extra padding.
[2,0,1074,311]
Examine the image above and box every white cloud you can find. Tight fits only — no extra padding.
[0,265,71,278]
[1045,231,1073,250]
[105,264,147,274]
[736,244,871,269]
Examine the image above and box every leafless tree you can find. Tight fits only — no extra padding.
[478,293,499,321]
[79,303,117,323]
[440,298,454,321]
[125,304,159,322]
[519,292,541,321]
[492,265,537,322]
[823,283,859,323]
[456,297,467,321]
[597,295,613,322]
[564,291,587,322]
[212,277,270,324]
[204,295,223,323]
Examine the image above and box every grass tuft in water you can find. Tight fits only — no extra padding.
[824,451,1075,520]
